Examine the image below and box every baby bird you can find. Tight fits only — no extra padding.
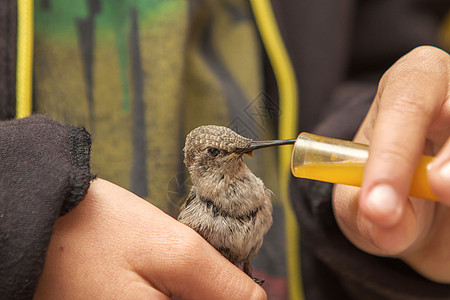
[178,125,295,285]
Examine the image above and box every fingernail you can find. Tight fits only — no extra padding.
[366,184,401,218]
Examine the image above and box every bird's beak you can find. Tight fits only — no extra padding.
[239,139,296,156]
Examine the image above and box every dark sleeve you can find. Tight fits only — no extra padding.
[0,115,94,299]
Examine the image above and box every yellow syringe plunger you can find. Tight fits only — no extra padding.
[290,132,438,201]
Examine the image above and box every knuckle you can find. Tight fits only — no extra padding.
[374,146,416,175]
[249,287,267,300]
[404,46,450,76]
[377,82,431,120]
[410,45,449,61]
[380,46,449,95]
[225,276,267,300]
[171,227,207,261]
[387,93,433,117]
[410,45,438,56]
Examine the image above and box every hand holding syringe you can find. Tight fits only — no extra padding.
[290,132,437,201]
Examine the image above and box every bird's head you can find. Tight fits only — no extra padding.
[183,125,251,172]
[183,125,295,179]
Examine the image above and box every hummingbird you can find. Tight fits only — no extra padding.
[178,125,295,285]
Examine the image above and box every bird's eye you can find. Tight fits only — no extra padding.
[207,147,220,157]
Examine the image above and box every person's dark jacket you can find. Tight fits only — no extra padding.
[0,0,449,299]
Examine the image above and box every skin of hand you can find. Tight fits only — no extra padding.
[34,179,266,300]
[333,46,450,283]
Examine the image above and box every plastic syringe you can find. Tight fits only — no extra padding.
[290,132,438,201]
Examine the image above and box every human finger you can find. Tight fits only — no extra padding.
[359,46,449,228]
[134,223,267,300]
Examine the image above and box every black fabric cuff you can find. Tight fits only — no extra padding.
[0,115,94,299]
[60,126,96,215]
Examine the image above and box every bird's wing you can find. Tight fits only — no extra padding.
[180,189,196,210]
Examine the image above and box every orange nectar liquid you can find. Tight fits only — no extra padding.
[292,155,437,201]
